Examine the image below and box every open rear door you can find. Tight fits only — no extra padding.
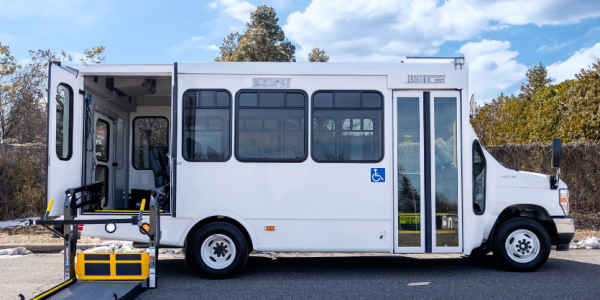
[47,63,84,216]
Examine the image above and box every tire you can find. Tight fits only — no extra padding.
[493,218,550,272]
[191,222,249,279]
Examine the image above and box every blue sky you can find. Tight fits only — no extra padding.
[1,0,600,102]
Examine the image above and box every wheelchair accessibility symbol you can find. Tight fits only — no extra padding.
[371,168,385,182]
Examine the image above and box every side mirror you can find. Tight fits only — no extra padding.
[552,138,562,168]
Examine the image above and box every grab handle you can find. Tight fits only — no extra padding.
[137,199,146,227]
[44,199,54,220]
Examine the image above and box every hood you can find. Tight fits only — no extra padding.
[497,169,551,189]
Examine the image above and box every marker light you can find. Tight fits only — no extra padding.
[140,223,151,234]
[559,189,569,216]
[265,226,276,231]
[78,224,84,231]
[105,223,116,234]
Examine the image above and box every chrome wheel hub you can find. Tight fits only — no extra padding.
[201,234,237,269]
[505,229,540,263]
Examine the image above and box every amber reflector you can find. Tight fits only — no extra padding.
[265,226,276,231]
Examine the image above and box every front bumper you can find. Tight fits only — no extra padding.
[553,217,575,251]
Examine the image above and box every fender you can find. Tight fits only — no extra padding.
[177,211,260,251]
[482,203,554,246]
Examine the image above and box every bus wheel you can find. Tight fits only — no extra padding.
[192,222,249,279]
[493,218,550,272]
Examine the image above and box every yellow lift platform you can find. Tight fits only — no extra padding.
[22,183,166,300]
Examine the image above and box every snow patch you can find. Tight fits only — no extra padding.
[0,218,39,229]
[0,247,33,255]
[570,237,600,249]
[61,241,183,254]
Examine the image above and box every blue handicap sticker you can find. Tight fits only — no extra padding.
[371,168,385,182]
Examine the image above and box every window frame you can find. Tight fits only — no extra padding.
[234,89,309,163]
[95,118,110,163]
[55,83,74,161]
[472,140,487,215]
[311,90,385,163]
[181,89,233,162]
[94,164,109,207]
[132,116,170,170]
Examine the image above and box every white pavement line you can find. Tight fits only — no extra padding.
[407,282,430,286]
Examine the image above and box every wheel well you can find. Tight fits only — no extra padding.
[480,205,558,252]
[495,205,557,243]
[185,216,254,253]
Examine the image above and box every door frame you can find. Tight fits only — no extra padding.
[93,113,114,209]
[393,89,463,254]
[393,91,425,253]
[47,63,84,216]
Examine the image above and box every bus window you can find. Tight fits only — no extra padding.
[132,117,169,169]
[312,91,383,162]
[473,140,486,214]
[183,90,231,161]
[95,119,110,162]
[56,84,73,160]
[236,90,307,162]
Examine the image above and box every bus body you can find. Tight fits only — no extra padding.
[47,59,574,276]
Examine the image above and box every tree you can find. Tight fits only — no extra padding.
[215,6,296,62]
[520,63,553,101]
[471,60,600,145]
[0,46,105,144]
[309,48,329,62]
[0,43,18,79]
[398,174,420,214]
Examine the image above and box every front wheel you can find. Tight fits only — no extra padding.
[191,222,249,279]
[493,218,550,272]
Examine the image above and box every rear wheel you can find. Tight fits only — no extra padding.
[191,222,249,279]
[493,218,550,272]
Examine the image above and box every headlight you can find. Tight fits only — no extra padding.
[559,188,569,215]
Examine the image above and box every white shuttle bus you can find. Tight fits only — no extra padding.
[46,58,574,278]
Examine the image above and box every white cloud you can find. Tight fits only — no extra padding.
[169,36,219,54]
[538,40,572,53]
[284,0,600,61]
[458,39,528,101]
[585,26,600,37]
[209,2,217,8]
[547,43,600,83]
[218,0,256,24]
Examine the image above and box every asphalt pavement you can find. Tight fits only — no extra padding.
[3,251,599,299]
[144,251,600,299]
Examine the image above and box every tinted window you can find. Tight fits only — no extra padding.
[183,89,231,161]
[287,93,305,108]
[96,119,109,162]
[313,92,333,108]
[260,93,284,107]
[200,91,215,107]
[133,117,169,170]
[56,84,73,160]
[363,93,382,108]
[236,90,307,161]
[312,91,383,162]
[239,93,258,106]
[335,92,360,108]
[473,141,486,214]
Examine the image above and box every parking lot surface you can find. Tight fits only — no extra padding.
[3,251,599,299]
[140,251,600,299]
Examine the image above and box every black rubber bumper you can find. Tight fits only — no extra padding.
[556,232,574,251]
